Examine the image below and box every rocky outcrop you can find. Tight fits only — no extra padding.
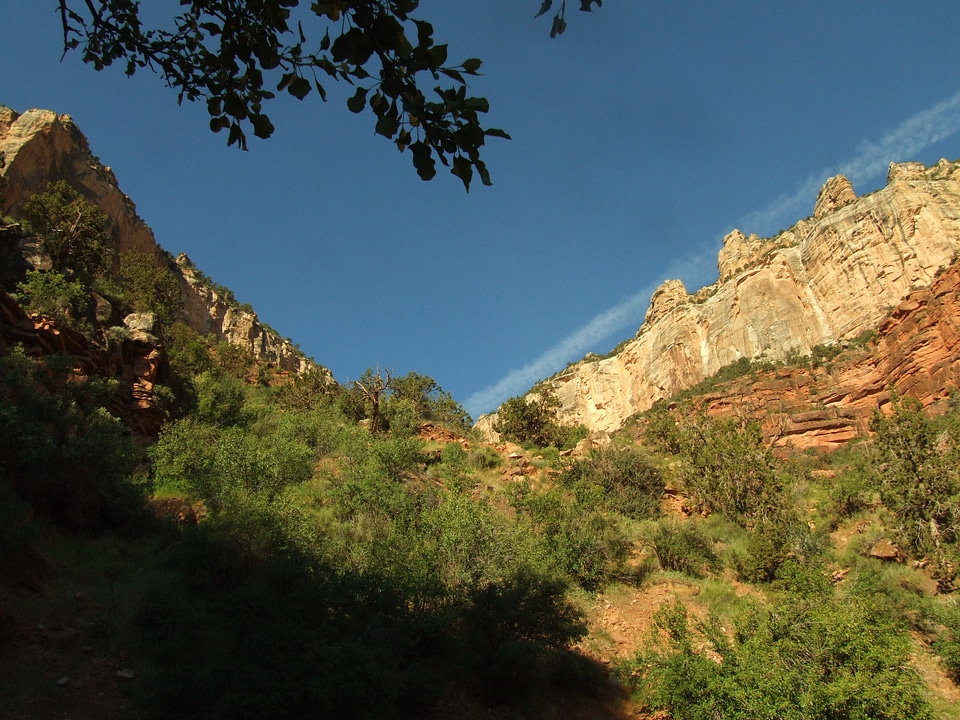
[0,106,314,375]
[0,286,167,437]
[175,255,309,374]
[485,160,960,437]
[0,107,157,256]
[687,260,960,451]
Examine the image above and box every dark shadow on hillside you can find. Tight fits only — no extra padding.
[129,521,628,720]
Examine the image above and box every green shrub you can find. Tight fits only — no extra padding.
[151,416,314,511]
[934,597,960,682]
[15,269,89,326]
[676,414,782,525]
[469,444,502,470]
[493,382,582,448]
[643,400,682,454]
[825,464,875,521]
[193,371,248,427]
[23,180,113,281]
[649,519,720,577]
[733,511,812,583]
[0,346,143,531]
[868,397,960,578]
[384,371,472,431]
[511,483,631,590]
[118,249,182,326]
[273,368,336,412]
[620,565,934,720]
[562,445,663,520]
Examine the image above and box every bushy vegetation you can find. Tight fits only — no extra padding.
[0,346,145,532]
[620,563,934,720]
[23,180,112,281]
[493,381,587,449]
[561,444,663,520]
[3,181,960,717]
[866,397,960,581]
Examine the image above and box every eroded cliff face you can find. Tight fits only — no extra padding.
[693,260,960,452]
[175,254,309,374]
[0,106,312,374]
[498,160,960,437]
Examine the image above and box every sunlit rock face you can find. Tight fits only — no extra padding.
[687,260,960,452]
[1,107,157,256]
[511,160,960,436]
[1,106,314,375]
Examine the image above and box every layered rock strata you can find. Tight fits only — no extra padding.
[0,106,312,374]
[480,160,960,438]
[697,261,960,451]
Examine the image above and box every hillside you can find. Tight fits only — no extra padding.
[478,161,960,439]
[3,102,960,720]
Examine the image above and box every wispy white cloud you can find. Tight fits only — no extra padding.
[740,89,960,237]
[465,249,716,416]
[465,89,960,418]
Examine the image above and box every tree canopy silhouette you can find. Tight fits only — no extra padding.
[56,1,601,190]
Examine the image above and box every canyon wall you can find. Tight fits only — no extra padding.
[0,106,311,374]
[480,160,960,438]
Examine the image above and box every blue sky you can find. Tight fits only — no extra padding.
[3,2,960,419]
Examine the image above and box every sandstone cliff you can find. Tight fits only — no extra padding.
[687,260,960,452]
[0,106,312,374]
[479,160,960,439]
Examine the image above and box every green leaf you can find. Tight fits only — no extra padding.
[461,58,482,74]
[451,156,473,192]
[410,142,436,181]
[550,16,567,38]
[535,1,554,19]
[288,75,311,100]
[347,86,368,113]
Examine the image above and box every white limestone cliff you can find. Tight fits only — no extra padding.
[481,159,960,437]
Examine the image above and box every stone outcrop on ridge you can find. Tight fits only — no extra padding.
[0,106,312,375]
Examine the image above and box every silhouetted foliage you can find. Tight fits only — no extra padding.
[56,0,515,190]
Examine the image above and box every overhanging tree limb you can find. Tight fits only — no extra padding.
[56,0,515,191]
